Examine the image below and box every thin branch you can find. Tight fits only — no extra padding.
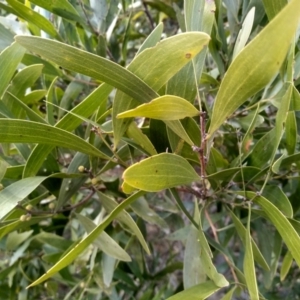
[142,1,155,30]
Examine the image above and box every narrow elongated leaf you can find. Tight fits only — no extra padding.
[27,191,145,287]
[280,251,293,281]
[166,281,221,300]
[184,226,206,288]
[0,42,25,99]
[207,0,300,137]
[262,0,287,20]
[117,95,199,120]
[76,214,131,261]
[122,153,200,192]
[0,173,81,220]
[164,120,194,146]
[0,177,46,220]
[113,32,210,146]
[243,204,259,299]
[0,119,108,159]
[232,7,255,60]
[15,36,157,104]
[126,122,157,156]
[29,0,83,23]
[22,83,113,177]
[198,223,229,288]
[285,111,297,155]
[7,0,61,40]
[239,191,300,268]
[229,210,269,270]
[98,191,150,254]
[137,22,163,55]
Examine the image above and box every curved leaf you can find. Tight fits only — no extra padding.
[27,191,145,287]
[118,95,199,120]
[239,191,300,268]
[208,0,300,137]
[112,31,210,146]
[0,42,25,99]
[166,281,221,300]
[0,119,108,159]
[15,36,157,104]
[76,214,131,262]
[122,153,201,192]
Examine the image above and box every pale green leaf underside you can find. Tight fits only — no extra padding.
[123,153,200,192]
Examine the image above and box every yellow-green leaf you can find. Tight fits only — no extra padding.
[207,0,300,137]
[123,153,200,192]
[240,191,300,268]
[117,95,199,120]
[243,204,259,299]
[27,191,145,287]
[166,281,221,300]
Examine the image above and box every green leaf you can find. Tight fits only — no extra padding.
[76,213,131,262]
[166,281,221,300]
[262,186,293,218]
[0,42,25,99]
[183,225,206,288]
[207,0,300,137]
[243,204,259,300]
[0,173,85,221]
[113,32,210,146]
[15,36,157,104]
[167,0,215,103]
[136,22,164,55]
[229,209,269,270]
[122,153,201,192]
[130,197,168,229]
[22,83,113,177]
[98,191,150,254]
[240,191,300,268]
[232,7,255,60]
[262,0,287,20]
[220,287,237,300]
[28,0,83,23]
[285,111,297,155]
[27,191,145,287]
[280,251,293,281]
[0,176,46,220]
[7,0,62,40]
[117,95,199,120]
[0,119,109,159]
[5,92,46,124]
[198,222,229,288]
[164,120,194,146]
[126,122,157,156]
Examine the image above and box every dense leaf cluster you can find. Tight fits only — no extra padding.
[0,0,300,299]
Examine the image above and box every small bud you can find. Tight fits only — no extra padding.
[48,202,56,210]
[25,204,33,211]
[78,166,85,173]
[0,184,3,191]
[79,282,85,289]
[25,214,32,221]
[91,178,98,185]
[20,215,27,222]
